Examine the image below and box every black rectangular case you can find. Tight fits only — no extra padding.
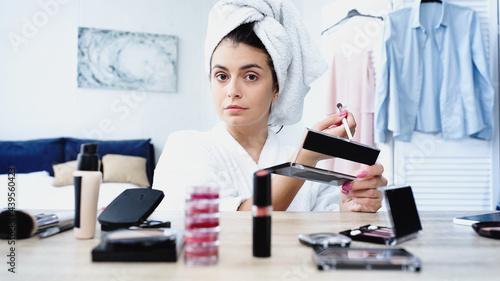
[92,229,182,262]
[340,185,423,245]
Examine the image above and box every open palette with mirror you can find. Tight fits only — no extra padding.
[265,128,380,186]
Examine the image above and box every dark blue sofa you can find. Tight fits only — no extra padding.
[0,137,155,186]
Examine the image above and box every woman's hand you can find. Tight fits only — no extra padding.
[340,164,387,212]
[312,110,356,139]
[313,109,384,212]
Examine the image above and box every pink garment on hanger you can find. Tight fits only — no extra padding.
[325,48,375,175]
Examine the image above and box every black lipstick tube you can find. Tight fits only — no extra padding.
[253,169,272,257]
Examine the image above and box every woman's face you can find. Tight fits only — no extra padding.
[210,39,278,130]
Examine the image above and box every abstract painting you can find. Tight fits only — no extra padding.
[77,27,177,92]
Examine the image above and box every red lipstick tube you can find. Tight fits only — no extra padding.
[252,169,272,258]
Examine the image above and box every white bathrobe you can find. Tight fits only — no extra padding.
[153,123,340,211]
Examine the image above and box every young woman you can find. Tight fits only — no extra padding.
[153,0,386,212]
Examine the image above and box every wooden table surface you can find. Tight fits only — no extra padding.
[2,210,500,281]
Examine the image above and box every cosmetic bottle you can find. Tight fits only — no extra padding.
[73,143,101,239]
[253,169,272,257]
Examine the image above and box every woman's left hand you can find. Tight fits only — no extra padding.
[340,163,387,212]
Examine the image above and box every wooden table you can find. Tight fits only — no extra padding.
[2,211,500,280]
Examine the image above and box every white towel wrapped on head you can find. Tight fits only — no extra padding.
[205,0,328,126]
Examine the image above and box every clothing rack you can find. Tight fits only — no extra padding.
[321,9,383,35]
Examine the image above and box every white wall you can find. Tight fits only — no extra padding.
[0,0,332,162]
[0,0,221,162]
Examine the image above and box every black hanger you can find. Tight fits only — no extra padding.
[421,0,442,3]
[321,9,383,35]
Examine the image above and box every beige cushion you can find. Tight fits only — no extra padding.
[102,154,150,187]
[52,160,78,187]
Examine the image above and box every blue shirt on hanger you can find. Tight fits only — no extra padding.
[374,1,494,143]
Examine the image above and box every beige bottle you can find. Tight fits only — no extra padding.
[73,143,101,239]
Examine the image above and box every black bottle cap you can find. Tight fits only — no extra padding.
[76,143,99,171]
[253,170,271,206]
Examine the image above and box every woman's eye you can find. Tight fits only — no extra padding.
[245,74,258,81]
[215,73,228,81]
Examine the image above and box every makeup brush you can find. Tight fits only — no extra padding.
[337,103,353,140]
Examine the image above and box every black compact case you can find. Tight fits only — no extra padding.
[98,188,165,231]
[472,222,500,239]
[340,185,423,245]
[92,228,183,262]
